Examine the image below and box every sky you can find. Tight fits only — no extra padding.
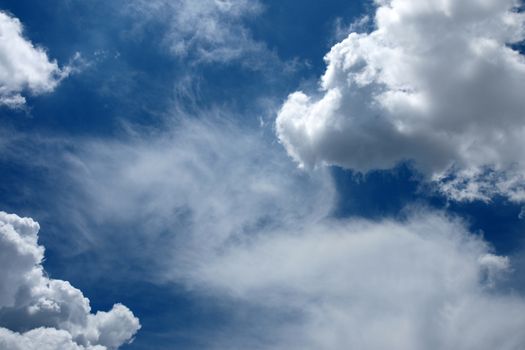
[1,0,525,349]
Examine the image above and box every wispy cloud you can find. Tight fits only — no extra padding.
[57,115,334,282]
[123,0,278,68]
[9,114,525,350]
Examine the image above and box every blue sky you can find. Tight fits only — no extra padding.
[1,1,525,349]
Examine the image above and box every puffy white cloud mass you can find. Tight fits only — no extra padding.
[0,211,140,349]
[0,11,68,108]
[276,0,525,201]
[192,211,525,350]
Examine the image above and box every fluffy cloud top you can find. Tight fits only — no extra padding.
[0,11,68,108]
[276,0,525,201]
[0,212,140,349]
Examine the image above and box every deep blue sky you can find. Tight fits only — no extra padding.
[1,1,524,349]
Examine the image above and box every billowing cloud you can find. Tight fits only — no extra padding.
[0,11,68,108]
[276,0,525,201]
[0,211,140,349]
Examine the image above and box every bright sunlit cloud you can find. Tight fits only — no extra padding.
[0,212,140,350]
[0,11,69,109]
[277,0,525,201]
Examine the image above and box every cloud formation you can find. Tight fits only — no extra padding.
[192,211,525,350]
[0,211,140,349]
[60,117,334,281]
[125,0,271,66]
[3,1,525,349]
[54,118,525,349]
[276,0,525,201]
[0,11,68,108]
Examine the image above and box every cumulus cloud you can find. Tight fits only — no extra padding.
[0,327,100,350]
[276,0,525,201]
[0,211,140,349]
[0,11,69,108]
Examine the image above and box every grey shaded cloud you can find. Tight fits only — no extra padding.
[276,0,525,201]
[191,211,525,350]
[0,212,140,349]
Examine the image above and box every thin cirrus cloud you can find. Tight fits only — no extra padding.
[276,0,525,201]
[0,212,140,350]
[124,0,274,67]
[0,11,70,109]
[58,117,334,281]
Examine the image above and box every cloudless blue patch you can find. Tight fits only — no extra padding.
[250,0,371,76]
[445,197,525,254]
[333,164,525,255]
[332,163,422,220]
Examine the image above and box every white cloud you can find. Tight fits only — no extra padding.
[0,211,140,349]
[276,0,525,201]
[191,211,525,350]
[0,327,100,350]
[53,118,525,349]
[61,117,334,281]
[125,0,272,66]
[0,11,68,108]
[2,1,524,348]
